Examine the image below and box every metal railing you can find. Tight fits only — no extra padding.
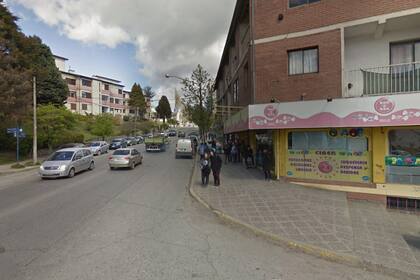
[344,61,420,97]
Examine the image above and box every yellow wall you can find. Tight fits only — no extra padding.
[372,127,386,184]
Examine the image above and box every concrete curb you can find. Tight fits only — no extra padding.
[0,165,39,176]
[187,160,420,280]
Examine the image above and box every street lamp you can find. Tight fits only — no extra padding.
[165,74,187,83]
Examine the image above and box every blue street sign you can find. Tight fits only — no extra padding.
[13,132,26,138]
[7,128,23,134]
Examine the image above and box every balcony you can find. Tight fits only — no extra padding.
[345,62,420,97]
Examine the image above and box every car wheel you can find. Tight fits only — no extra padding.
[89,161,95,170]
[130,161,135,170]
[68,168,75,178]
[110,166,114,170]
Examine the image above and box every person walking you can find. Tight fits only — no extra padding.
[245,145,254,168]
[231,143,238,163]
[210,149,222,186]
[199,142,206,159]
[200,153,211,186]
[262,149,272,180]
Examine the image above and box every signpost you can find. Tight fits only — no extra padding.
[6,127,25,162]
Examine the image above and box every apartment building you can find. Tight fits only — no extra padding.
[54,55,131,117]
[217,0,420,202]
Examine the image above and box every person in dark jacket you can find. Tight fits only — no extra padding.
[210,150,222,186]
[262,149,272,180]
[245,145,254,168]
[200,153,211,186]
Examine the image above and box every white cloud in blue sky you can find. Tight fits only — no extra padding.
[7,0,236,104]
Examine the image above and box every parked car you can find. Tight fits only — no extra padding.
[175,138,193,159]
[39,148,94,179]
[108,148,143,170]
[177,131,186,138]
[135,136,144,144]
[168,130,177,137]
[88,141,109,155]
[124,137,134,146]
[58,143,85,149]
[110,138,127,150]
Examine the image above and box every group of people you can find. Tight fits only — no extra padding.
[223,140,255,169]
[199,146,222,187]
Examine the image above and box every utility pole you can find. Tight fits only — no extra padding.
[33,76,38,164]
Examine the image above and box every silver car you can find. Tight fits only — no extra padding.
[108,148,143,170]
[39,148,95,179]
[88,141,109,155]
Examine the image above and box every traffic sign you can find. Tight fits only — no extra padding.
[7,128,23,134]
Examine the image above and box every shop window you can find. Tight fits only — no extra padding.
[255,131,273,168]
[386,129,420,185]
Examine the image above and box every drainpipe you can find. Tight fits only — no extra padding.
[250,0,256,104]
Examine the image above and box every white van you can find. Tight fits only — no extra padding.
[175,139,193,159]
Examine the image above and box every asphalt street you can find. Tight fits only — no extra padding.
[0,141,396,280]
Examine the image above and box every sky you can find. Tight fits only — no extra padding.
[5,0,236,106]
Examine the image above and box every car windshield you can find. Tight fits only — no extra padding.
[113,150,130,155]
[90,142,101,147]
[48,151,74,161]
[112,139,122,143]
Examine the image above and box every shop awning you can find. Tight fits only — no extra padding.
[224,93,420,134]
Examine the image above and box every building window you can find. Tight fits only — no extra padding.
[101,95,108,101]
[81,79,92,87]
[69,91,76,98]
[82,104,88,111]
[70,103,76,110]
[81,91,92,99]
[233,79,239,104]
[118,89,122,94]
[390,40,420,73]
[110,98,114,103]
[288,47,318,75]
[104,84,109,90]
[289,0,320,8]
[66,78,76,85]
[115,99,120,104]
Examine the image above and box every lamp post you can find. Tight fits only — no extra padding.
[33,76,38,164]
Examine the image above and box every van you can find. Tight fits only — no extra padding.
[175,139,193,159]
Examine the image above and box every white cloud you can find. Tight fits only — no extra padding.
[11,0,236,91]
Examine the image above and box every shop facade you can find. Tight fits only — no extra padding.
[224,93,420,188]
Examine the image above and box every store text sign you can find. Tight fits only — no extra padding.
[286,150,371,183]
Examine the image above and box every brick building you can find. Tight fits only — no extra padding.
[216,0,420,203]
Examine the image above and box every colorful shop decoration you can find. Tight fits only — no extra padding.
[286,150,371,183]
[385,156,420,167]
[329,128,364,138]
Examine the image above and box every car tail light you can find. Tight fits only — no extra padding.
[108,156,113,160]
[124,156,130,160]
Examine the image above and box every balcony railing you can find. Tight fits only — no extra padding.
[345,62,420,97]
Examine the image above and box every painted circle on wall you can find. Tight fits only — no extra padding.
[374,97,395,115]
[264,105,279,119]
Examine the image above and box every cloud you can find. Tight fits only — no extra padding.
[11,0,236,94]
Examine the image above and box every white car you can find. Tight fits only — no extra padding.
[88,141,109,155]
[175,138,193,159]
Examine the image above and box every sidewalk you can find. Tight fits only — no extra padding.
[191,161,420,279]
[0,161,40,176]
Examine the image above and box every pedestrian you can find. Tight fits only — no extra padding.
[224,142,230,164]
[231,143,238,163]
[262,149,272,180]
[210,149,222,186]
[199,142,206,159]
[200,153,211,186]
[245,145,254,168]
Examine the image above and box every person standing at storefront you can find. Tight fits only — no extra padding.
[231,142,238,163]
[245,145,254,168]
[210,149,222,186]
[262,149,272,180]
[224,141,231,164]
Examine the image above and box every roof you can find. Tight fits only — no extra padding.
[215,0,245,86]
[53,54,68,61]
[92,75,121,84]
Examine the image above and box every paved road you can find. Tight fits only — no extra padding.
[0,141,395,280]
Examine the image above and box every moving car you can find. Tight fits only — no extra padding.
[177,131,186,138]
[175,138,193,159]
[88,141,109,155]
[58,143,85,149]
[135,136,144,144]
[108,148,143,170]
[145,136,166,152]
[110,138,127,150]
[39,148,95,179]
[168,130,177,137]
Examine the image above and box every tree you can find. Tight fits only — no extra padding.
[128,83,146,119]
[37,105,76,152]
[143,86,155,100]
[156,95,172,123]
[91,114,114,140]
[181,64,215,137]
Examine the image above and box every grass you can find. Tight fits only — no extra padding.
[0,153,17,165]
[11,163,25,169]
